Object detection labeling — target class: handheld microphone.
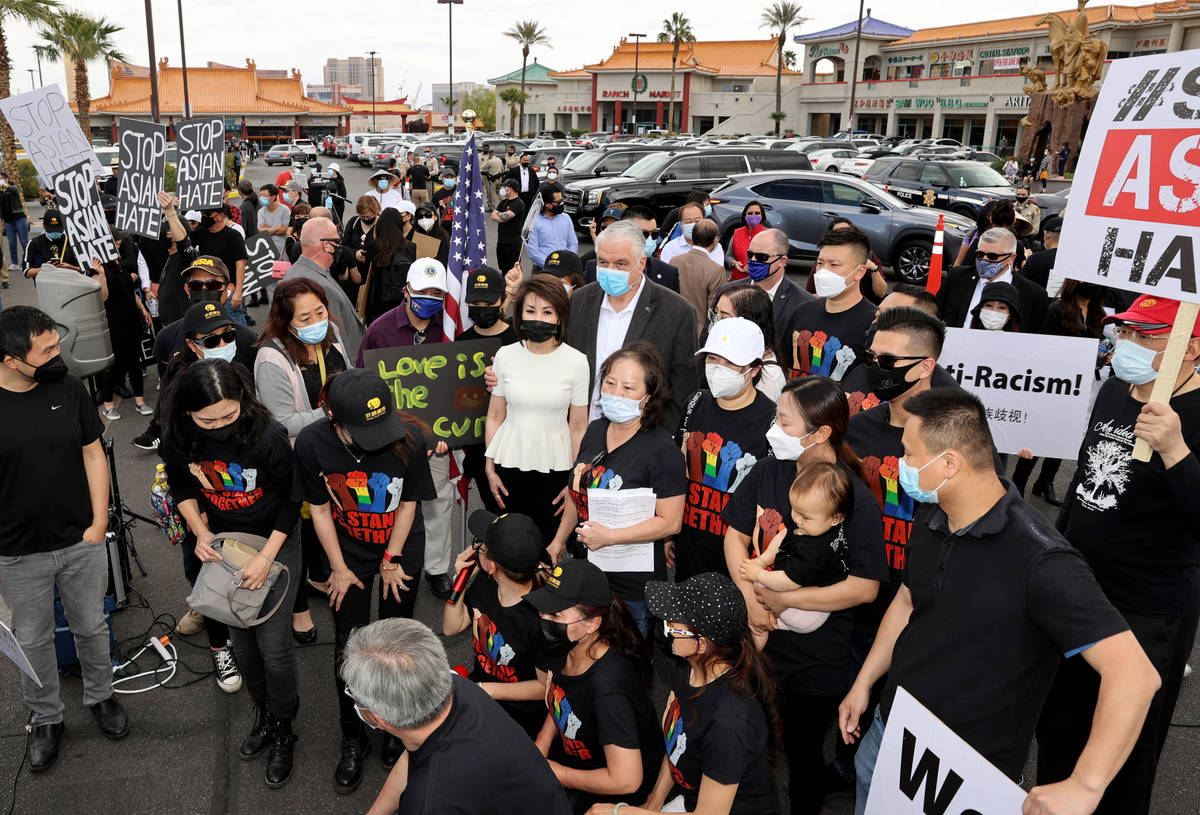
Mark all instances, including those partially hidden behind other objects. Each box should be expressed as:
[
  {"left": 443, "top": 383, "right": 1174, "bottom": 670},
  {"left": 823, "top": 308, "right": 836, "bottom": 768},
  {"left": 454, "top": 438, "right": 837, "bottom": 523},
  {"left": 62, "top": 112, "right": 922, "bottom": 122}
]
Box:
[{"left": 447, "top": 553, "right": 478, "bottom": 605}]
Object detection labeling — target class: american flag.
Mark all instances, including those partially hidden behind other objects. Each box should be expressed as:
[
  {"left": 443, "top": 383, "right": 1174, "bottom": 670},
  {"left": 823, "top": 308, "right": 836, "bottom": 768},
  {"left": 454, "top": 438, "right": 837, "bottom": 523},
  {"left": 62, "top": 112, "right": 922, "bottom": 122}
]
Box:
[
  {"left": 442, "top": 133, "right": 488, "bottom": 502},
  {"left": 443, "top": 133, "right": 488, "bottom": 339}
]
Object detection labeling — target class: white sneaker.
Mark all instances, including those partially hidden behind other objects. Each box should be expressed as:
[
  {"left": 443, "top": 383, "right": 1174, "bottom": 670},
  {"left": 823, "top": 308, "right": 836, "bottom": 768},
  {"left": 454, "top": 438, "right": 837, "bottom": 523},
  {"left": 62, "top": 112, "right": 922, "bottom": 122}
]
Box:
[
  {"left": 135, "top": 402, "right": 154, "bottom": 416},
  {"left": 102, "top": 407, "right": 121, "bottom": 420},
  {"left": 7, "top": 263, "right": 17, "bottom": 272},
  {"left": 212, "top": 646, "right": 243, "bottom": 693}
]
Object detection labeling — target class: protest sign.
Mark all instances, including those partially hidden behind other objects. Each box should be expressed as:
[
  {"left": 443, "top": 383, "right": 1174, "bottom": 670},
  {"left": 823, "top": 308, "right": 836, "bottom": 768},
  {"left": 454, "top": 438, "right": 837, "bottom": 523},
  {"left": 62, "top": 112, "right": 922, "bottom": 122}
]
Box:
[
  {"left": 1056, "top": 54, "right": 1200, "bottom": 302},
  {"left": 866, "top": 687, "right": 1026, "bottom": 815},
  {"left": 0, "top": 84, "right": 100, "bottom": 183},
  {"left": 363, "top": 337, "right": 502, "bottom": 448},
  {"left": 242, "top": 233, "right": 278, "bottom": 298},
  {"left": 939, "top": 328, "right": 1097, "bottom": 460},
  {"left": 0, "top": 621, "right": 42, "bottom": 688},
  {"left": 175, "top": 117, "right": 224, "bottom": 211},
  {"left": 116, "top": 118, "right": 167, "bottom": 239},
  {"left": 53, "top": 160, "right": 118, "bottom": 267}
]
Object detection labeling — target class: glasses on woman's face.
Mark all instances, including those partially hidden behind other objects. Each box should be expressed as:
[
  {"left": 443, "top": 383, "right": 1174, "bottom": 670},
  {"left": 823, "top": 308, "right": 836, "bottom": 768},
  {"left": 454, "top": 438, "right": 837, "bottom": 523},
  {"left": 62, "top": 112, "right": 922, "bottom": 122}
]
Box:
[
  {"left": 746, "top": 251, "right": 783, "bottom": 264},
  {"left": 662, "top": 621, "right": 700, "bottom": 640},
  {"left": 185, "top": 279, "right": 227, "bottom": 292},
  {"left": 191, "top": 328, "right": 238, "bottom": 349},
  {"left": 862, "top": 351, "right": 926, "bottom": 370}
]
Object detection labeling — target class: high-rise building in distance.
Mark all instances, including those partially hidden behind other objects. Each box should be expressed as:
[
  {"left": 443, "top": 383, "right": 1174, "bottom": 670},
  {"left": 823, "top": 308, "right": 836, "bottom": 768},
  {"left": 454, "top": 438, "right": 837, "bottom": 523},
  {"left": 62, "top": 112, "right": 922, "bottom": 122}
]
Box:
[{"left": 323, "top": 56, "right": 384, "bottom": 101}]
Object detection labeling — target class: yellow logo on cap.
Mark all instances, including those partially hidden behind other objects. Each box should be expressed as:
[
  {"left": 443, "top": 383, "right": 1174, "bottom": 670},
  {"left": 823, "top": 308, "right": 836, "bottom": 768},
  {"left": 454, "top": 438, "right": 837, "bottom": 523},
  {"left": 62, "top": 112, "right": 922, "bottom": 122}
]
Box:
[
  {"left": 364, "top": 396, "right": 387, "bottom": 420},
  {"left": 476, "top": 273, "right": 487, "bottom": 283},
  {"left": 194, "top": 258, "right": 214, "bottom": 267},
  {"left": 367, "top": 397, "right": 381, "bottom": 410},
  {"left": 1141, "top": 299, "right": 1157, "bottom": 308},
  {"left": 547, "top": 567, "right": 562, "bottom": 588},
  {"left": 204, "top": 303, "right": 217, "bottom": 312},
  {"left": 549, "top": 253, "right": 559, "bottom": 263}
]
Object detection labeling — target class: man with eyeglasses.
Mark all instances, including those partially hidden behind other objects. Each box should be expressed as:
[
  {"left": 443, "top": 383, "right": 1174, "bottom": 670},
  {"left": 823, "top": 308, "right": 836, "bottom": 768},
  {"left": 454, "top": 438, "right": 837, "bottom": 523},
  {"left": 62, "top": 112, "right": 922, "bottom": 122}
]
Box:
[
  {"left": 659, "top": 201, "right": 724, "bottom": 267},
  {"left": 282, "top": 217, "right": 364, "bottom": 358},
  {"left": 582, "top": 206, "right": 680, "bottom": 292},
  {"left": 745, "top": 227, "right": 816, "bottom": 344},
  {"left": 935, "top": 226, "right": 1048, "bottom": 332}
]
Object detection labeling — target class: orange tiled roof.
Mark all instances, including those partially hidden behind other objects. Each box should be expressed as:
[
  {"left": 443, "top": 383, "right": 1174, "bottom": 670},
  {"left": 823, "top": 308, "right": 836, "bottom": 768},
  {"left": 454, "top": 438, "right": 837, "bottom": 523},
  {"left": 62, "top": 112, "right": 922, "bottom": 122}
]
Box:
[
  {"left": 342, "top": 97, "right": 420, "bottom": 115},
  {"left": 87, "top": 61, "right": 347, "bottom": 115},
  {"left": 584, "top": 39, "right": 799, "bottom": 77},
  {"left": 549, "top": 68, "right": 591, "bottom": 78},
  {"left": 887, "top": 3, "right": 1167, "bottom": 46}
]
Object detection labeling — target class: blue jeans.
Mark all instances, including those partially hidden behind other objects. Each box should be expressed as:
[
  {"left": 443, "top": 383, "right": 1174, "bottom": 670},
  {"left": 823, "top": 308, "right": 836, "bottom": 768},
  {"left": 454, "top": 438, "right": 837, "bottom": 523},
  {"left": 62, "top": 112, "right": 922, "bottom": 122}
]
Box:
[
  {"left": 4, "top": 216, "right": 29, "bottom": 269},
  {"left": 624, "top": 597, "right": 653, "bottom": 641},
  {"left": 854, "top": 707, "right": 886, "bottom": 815},
  {"left": 226, "top": 301, "right": 248, "bottom": 326},
  {"left": 0, "top": 540, "right": 114, "bottom": 725}
]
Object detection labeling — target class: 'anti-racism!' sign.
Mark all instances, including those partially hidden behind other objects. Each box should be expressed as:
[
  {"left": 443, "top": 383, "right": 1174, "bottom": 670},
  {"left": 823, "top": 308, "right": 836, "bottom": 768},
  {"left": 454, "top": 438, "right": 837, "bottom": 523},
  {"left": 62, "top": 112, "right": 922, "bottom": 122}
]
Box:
[
  {"left": 363, "top": 338, "right": 503, "bottom": 449},
  {"left": 175, "top": 117, "right": 224, "bottom": 211},
  {"left": 116, "top": 118, "right": 167, "bottom": 238},
  {"left": 53, "top": 160, "right": 118, "bottom": 268}
]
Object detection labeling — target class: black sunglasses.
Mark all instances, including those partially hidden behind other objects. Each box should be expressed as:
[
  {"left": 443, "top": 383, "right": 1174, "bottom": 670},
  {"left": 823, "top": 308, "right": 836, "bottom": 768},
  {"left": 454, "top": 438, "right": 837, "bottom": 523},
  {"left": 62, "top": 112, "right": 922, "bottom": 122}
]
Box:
[
  {"left": 863, "top": 351, "right": 927, "bottom": 370},
  {"left": 747, "top": 251, "right": 784, "bottom": 263},
  {"left": 190, "top": 328, "right": 237, "bottom": 349},
  {"left": 642, "top": 229, "right": 662, "bottom": 240},
  {"left": 978, "top": 251, "right": 1014, "bottom": 262},
  {"left": 185, "top": 279, "right": 227, "bottom": 291}
]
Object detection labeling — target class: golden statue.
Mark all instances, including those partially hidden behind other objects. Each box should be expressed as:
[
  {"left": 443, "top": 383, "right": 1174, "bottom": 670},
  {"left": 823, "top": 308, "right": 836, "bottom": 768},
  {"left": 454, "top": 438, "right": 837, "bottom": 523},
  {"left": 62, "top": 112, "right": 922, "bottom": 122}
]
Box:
[
  {"left": 1034, "top": 0, "right": 1107, "bottom": 106},
  {"left": 1021, "top": 65, "right": 1047, "bottom": 95}
]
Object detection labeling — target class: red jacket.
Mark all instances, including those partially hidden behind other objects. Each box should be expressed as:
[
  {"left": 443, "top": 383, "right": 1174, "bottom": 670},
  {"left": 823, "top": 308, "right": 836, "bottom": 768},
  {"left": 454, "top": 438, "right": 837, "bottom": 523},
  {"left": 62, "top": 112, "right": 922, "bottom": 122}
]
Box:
[{"left": 729, "top": 223, "right": 765, "bottom": 280}]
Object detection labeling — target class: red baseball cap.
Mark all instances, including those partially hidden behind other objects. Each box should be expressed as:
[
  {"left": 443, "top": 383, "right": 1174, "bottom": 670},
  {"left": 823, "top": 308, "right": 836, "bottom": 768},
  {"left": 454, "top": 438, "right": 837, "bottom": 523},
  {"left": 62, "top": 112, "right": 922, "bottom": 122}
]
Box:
[{"left": 1104, "top": 294, "right": 1200, "bottom": 336}]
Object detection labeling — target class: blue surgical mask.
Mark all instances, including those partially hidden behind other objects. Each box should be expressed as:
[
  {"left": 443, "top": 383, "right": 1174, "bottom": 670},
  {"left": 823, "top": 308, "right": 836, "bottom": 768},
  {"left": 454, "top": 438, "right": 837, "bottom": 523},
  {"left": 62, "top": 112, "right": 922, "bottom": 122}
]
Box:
[
  {"left": 409, "top": 294, "right": 444, "bottom": 320},
  {"left": 597, "top": 266, "right": 632, "bottom": 297},
  {"left": 703, "top": 204, "right": 713, "bottom": 217},
  {"left": 644, "top": 237, "right": 658, "bottom": 257},
  {"left": 600, "top": 392, "right": 643, "bottom": 424},
  {"left": 324, "top": 196, "right": 333, "bottom": 209},
  {"left": 202, "top": 342, "right": 238, "bottom": 364},
  {"left": 293, "top": 319, "right": 329, "bottom": 344},
  {"left": 975, "top": 257, "right": 1008, "bottom": 280},
  {"left": 746, "top": 258, "right": 773, "bottom": 281},
  {"left": 1110, "top": 338, "right": 1162, "bottom": 385},
  {"left": 46, "top": 231, "right": 64, "bottom": 240},
  {"left": 682, "top": 222, "right": 695, "bottom": 240},
  {"left": 897, "top": 452, "right": 948, "bottom": 504},
  {"left": 443, "top": 178, "right": 456, "bottom": 189},
  {"left": 376, "top": 179, "right": 390, "bottom": 191}
]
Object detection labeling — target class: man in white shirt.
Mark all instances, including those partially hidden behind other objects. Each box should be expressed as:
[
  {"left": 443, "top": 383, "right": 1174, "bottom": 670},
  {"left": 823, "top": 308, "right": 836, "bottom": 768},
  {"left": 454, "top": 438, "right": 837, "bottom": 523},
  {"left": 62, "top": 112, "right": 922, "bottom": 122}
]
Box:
[
  {"left": 659, "top": 202, "right": 724, "bottom": 267},
  {"left": 745, "top": 228, "right": 814, "bottom": 341},
  {"left": 365, "top": 169, "right": 405, "bottom": 212}
]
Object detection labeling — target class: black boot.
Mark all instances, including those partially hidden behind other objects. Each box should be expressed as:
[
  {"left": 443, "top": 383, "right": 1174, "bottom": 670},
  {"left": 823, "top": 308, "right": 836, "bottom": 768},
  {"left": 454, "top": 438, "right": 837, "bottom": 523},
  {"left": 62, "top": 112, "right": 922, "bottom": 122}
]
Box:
[
  {"left": 381, "top": 733, "right": 405, "bottom": 768},
  {"left": 239, "top": 700, "right": 271, "bottom": 760},
  {"left": 29, "top": 722, "right": 64, "bottom": 772},
  {"left": 265, "top": 719, "right": 297, "bottom": 788},
  {"left": 334, "top": 731, "right": 369, "bottom": 794}
]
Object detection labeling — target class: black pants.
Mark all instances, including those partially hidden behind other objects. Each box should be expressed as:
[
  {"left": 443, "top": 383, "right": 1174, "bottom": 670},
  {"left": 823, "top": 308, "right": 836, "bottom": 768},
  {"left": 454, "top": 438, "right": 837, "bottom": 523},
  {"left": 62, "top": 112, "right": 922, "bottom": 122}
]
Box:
[
  {"left": 228, "top": 535, "right": 302, "bottom": 719},
  {"left": 674, "top": 538, "right": 729, "bottom": 582},
  {"left": 1036, "top": 610, "right": 1199, "bottom": 815},
  {"left": 180, "top": 533, "right": 230, "bottom": 649},
  {"left": 497, "top": 241, "right": 521, "bottom": 273},
  {"left": 493, "top": 465, "right": 568, "bottom": 549},
  {"left": 291, "top": 516, "right": 331, "bottom": 615},
  {"left": 1012, "top": 456, "right": 1062, "bottom": 495},
  {"left": 781, "top": 690, "right": 841, "bottom": 815},
  {"left": 332, "top": 571, "right": 419, "bottom": 737},
  {"left": 101, "top": 331, "right": 144, "bottom": 402}
]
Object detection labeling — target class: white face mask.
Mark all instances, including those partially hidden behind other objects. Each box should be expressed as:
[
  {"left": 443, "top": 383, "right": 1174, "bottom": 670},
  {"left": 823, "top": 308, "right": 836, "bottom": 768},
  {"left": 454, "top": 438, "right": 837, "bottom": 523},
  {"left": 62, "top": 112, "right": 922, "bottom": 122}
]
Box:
[
  {"left": 978, "top": 308, "right": 1009, "bottom": 330},
  {"left": 417, "top": 217, "right": 435, "bottom": 231},
  {"left": 705, "top": 363, "right": 749, "bottom": 400},
  {"left": 766, "top": 423, "right": 817, "bottom": 461},
  {"left": 812, "top": 267, "right": 855, "bottom": 299}
]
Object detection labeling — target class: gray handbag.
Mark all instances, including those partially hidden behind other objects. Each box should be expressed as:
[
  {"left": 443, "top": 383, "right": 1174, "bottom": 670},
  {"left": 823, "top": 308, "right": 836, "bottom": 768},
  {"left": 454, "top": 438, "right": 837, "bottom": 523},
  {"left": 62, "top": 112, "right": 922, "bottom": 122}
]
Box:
[{"left": 186, "top": 532, "right": 290, "bottom": 628}]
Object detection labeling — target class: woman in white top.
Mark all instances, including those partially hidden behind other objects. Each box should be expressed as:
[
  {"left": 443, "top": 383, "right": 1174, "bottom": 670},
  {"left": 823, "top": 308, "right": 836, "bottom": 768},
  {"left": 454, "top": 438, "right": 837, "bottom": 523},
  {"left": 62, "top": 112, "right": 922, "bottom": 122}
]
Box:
[{"left": 485, "top": 274, "right": 590, "bottom": 545}]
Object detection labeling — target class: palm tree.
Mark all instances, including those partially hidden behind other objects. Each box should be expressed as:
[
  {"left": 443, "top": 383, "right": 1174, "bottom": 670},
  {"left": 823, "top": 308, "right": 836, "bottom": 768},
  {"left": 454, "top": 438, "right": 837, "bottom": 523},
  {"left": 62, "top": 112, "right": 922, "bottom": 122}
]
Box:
[
  {"left": 498, "top": 87, "right": 529, "bottom": 135},
  {"left": 656, "top": 12, "right": 695, "bottom": 134},
  {"left": 784, "top": 49, "right": 798, "bottom": 69},
  {"left": 0, "top": 0, "right": 60, "bottom": 185},
  {"left": 503, "top": 20, "right": 548, "bottom": 137},
  {"left": 760, "top": 1, "right": 808, "bottom": 136},
  {"left": 37, "top": 11, "right": 125, "bottom": 143}
]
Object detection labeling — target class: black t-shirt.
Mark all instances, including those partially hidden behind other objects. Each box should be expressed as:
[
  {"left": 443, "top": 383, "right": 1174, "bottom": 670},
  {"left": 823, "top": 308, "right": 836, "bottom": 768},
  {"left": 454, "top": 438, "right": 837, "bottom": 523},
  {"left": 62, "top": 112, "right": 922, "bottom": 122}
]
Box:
[
  {"left": 496, "top": 197, "right": 526, "bottom": 244},
  {"left": 664, "top": 664, "right": 780, "bottom": 815},
  {"left": 400, "top": 675, "right": 572, "bottom": 815},
  {"left": 293, "top": 420, "right": 437, "bottom": 580},
  {"left": 433, "top": 187, "right": 456, "bottom": 223},
  {"left": 154, "top": 240, "right": 198, "bottom": 326},
  {"left": 678, "top": 390, "right": 775, "bottom": 563},
  {"left": 883, "top": 484, "right": 1129, "bottom": 780},
  {"left": 464, "top": 574, "right": 546, "bottom": 728},
  {"left": 776, "top": 524, "right": 848, "bottom": 587},
  {"left": 153, "top": 315, "right": 258, "bottom": 370},
  {"left": 1060, "top": 379, "right": 1200, "bottom": 615},
  {"left": 458, "top": 324, "right": 518, "bottom": 345},
  {"left": 299, "top": 345, "right": 347, "bottom": 409},
  {"left": 722, "top": 456, "right": 887, "bottom": 692},
  {"left": 25, "top": 233, "right": 78, "bottom": 270},
  {"left": 841, "top": 363, "right": 960, "bottom": 418},
  {"left": 406, "top": 164, "right": 430, "bottom": 188},
  {"left": 0, "top": 376, "right": 103, "bottom": 556},
  {"left": 783, "top": 298, "right": 877, "bottom": 379},
  {"left": 546, "top": 648, "right": 663, "bottom": 807},
  {"left": 102, "top": 261, "right": 142, "bottom": 337},
  {"left": 161, "top": 419, "right": 300, "bottom": 538},
  {"left": 568, "top": 420, "right": 687, "bottom": 601},
  {"left": 189, "top": 226, "right": 248, "bottom": 282}
]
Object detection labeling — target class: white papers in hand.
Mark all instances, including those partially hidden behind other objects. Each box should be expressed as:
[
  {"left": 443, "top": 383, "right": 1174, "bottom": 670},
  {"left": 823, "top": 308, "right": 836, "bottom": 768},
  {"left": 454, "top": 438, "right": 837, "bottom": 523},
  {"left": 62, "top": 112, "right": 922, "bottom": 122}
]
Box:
[{"left": 584, "top": 488, "right": 657, "bottom": 572}]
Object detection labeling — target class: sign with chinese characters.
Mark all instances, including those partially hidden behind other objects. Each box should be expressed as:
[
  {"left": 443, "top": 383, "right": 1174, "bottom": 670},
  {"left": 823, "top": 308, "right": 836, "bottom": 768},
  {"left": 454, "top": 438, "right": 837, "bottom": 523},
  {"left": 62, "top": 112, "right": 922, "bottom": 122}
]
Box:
[
  {"left": 1134, "top": 37, "right": 1167, "bottom": 50},
  {"left": 887, "top": 54, "right": 924, "bottom": 64},
  {"left": 556, "top": 105, "right": 593, "bottom": 113},
  {"left": 993, "top": 55, "right": 1022, "bottom": 70},
  {"left": 930, "top": 49, "right": 973, "bottom": 63},
  {"left": 855, "top": 99, "right": 894, "bottom": 109}
]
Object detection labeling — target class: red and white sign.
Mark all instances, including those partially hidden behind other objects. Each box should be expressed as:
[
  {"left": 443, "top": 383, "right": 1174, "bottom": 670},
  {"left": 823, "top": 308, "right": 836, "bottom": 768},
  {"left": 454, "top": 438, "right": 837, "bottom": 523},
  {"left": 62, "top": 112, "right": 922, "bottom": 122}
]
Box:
[
  {"left": 993, "top": 55, "right": 1021, "bottom": 70},
  {"left": 1057, "top": 53, "right": 1200, "bottom": 302}
]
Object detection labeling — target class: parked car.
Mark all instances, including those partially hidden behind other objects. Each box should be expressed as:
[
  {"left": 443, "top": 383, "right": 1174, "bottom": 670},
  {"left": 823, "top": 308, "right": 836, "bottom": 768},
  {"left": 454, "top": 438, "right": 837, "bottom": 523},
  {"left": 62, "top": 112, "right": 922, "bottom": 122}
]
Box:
[
  {"left": 787, "top": 139, "right": 854, "bottom": 156},
  {"left": 265, "top": 144, "right": 305, "bottom": 166},
  {"left": 561, "top": 147, "right": 809, "bottom": 225},
  {"left": 481, "top": 138, "right": 530, "bottom": 157},
  {"left": 708, "top": 170, "right": 974, "bottom": 282},
  {"left": 806, "top": 148, "right": 865, "bottom": 173},
  {"left": 291, "top": 139, "right": 318, "bottom": 161},
  {"left": 529, "top": 138, "right": 571, "bottom": 149},
  {"left": 558, "top": 144, "right": 679, "bottom": 185},
  {"left": 334, "top": 140, "right": 350, "bottom": 158},
  {"left": 864, "top": 157, "right": 1015, "bottom": 219}
]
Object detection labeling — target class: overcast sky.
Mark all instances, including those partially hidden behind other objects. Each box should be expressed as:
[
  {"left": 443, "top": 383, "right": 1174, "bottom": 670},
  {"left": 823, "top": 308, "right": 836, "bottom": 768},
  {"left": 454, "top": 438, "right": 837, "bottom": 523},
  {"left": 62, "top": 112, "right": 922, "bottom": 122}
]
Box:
[{"left": 7, "top": 0, "right": 1067, "bottom": 106}]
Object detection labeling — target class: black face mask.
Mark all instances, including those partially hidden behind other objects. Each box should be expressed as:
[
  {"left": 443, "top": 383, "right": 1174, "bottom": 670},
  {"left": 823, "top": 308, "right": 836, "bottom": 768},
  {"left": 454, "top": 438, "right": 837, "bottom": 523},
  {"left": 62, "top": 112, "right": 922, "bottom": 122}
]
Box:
[
  {"left": 520, "top": 320, "right": 558, "bottom": 343},
  {"left": 23, "top": 353, "right": 68, "bottom": 384},
  {"left": 188, "top": 288, "right": 223, "bottom": 305},
  {"left": 549, "top": 203, "right": 565, "bottom": 215},
  {"left": 468, "top": 304, "right": 502, "bottom": 329},
  {"left": 200, "top": 215, "right": 215, "bottom": 230},
  {"left": 866, "top": 359, "right": 923, "bottom": 403},
  {"left": 539, "top": 618, "right": 576, "bottom": 656},
  {"left": 197, "top": 424, "right": 236, "bottom": 444}
]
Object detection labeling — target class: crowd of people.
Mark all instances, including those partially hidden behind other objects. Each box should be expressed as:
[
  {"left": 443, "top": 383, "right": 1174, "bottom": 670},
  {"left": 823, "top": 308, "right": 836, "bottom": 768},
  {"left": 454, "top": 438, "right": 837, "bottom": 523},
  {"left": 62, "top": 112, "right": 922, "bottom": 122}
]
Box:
[{"left": 0, "top": 149, "right": 1195, "bottom": 815}]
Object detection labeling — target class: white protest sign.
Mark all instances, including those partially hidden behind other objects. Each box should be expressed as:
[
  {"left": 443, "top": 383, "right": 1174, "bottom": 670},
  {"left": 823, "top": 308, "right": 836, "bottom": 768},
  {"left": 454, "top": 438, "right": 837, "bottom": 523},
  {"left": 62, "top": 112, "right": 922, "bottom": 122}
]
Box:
[
  {"left": 53, "top": 160, "right": 118, "bottom": 267},
  {"left": 1056, "top": 53, "right": 1200, "bottom": 302},
  {"left": 940, "top": 328, "right": 1097, "bottom": 460},
  {"left": 0, "top": 84, "right": 101, "bottom": 182},
  {"left": 866, "top": 687, "right": 1026, "bottom": 814},
  {"left": 116, "top": 118, "right": 168, "bottom": 238},
  {"left": 175, "top": 117, "right": 225, "bottom": 211},
  {"left": 0, "top": 621, "right": 42, "bottom": 688}
]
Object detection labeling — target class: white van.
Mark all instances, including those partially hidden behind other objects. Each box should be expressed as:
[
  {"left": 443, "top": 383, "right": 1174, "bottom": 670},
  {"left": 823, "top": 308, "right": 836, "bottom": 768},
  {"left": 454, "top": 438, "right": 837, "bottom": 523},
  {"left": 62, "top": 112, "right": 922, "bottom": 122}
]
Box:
[{"left": 346, "top": 133, "right": 373, "bottom": 162}]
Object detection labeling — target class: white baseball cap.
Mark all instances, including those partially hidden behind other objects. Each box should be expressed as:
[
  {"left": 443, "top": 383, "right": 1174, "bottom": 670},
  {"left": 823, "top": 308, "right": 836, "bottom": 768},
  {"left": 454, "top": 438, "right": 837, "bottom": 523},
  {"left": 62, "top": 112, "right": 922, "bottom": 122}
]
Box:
[
  {"left": 183, "top": 210, "right": 201, "bottom": 222},
  {"left": 406, "top": 257, "right": 448, "bottom": 293},
  {"left": 694, "top": 317, "right": 765, "bottom": 366}
]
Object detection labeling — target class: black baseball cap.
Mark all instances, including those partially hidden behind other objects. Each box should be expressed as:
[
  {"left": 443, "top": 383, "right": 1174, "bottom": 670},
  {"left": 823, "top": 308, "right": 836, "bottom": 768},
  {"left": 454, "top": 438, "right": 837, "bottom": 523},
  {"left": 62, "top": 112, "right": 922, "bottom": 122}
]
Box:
[
  {"left": 183, "top": 302, "right": 236, "bottom": 336},
  {"left": 645, "top": 572, "right": 748, "bottom": 648},
  {"left": 43, "top": 210, "right": 64, "bottom": 231},
  {"left": 525, "top": 560, "right": 612, "bottom": 614},
  {"left": 503, "top": 179, "right": 519, "bottom": 192},
  {"left": 467, "top": 510, "right": 543, "bottom": 572},
  {"left": 325, "top": 369, "right": 407, "bottom": 450},
  {"left": 542, "top": 250, "right": 581, "bottom": 279},
  {"left": 465, "top": 266, "right": 504, "bottom": 303}
]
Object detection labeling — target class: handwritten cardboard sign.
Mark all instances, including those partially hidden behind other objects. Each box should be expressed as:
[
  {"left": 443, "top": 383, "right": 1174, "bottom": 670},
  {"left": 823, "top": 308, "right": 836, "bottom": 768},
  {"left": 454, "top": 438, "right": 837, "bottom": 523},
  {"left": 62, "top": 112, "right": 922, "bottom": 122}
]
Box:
[
  {"left": 116, "top": 118, "right": 167, "bottom": 238},
  {"left": 175, "top": 117, "right": 224, "bottom": 211},
  {"left": 53, "top": 160, "right": 118, "bottom": 267},
  {"left": 0, "top": 84, "right": 100, "bottom": 184},
  {"left": 363, "top": 337, "right": 503, "bottom": 448}
]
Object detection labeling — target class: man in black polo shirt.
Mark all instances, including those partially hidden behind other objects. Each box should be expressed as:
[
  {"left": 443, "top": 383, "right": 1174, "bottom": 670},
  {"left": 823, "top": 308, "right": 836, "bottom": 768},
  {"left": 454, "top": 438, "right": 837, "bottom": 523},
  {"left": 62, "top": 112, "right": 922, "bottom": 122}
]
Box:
[
  {"left": 840, "top": 388, "right": 1160, "bottom": 815},
  {"left": 341, "top": 618, "right": 571, "bottom": 815}
]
